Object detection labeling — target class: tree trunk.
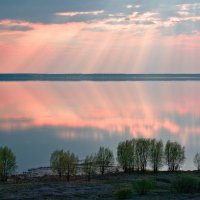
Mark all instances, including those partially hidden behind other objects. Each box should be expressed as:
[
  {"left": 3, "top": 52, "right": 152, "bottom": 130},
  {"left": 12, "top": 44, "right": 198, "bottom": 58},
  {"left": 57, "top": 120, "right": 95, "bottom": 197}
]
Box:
[
  {"left": 67, "top": 172, "right": 70, "bottom": 182},
  {"left": 101, "top": 166, "right": 104, "bottom": 175},
  {"left": 124, "top": 166, "right": 128, "bottom": 173},
  {"left": 59, "top": 171, "right": 62, "bottom": 178},
  {"left": 87, "top": 173, "right": 91, "bottom": 182}
]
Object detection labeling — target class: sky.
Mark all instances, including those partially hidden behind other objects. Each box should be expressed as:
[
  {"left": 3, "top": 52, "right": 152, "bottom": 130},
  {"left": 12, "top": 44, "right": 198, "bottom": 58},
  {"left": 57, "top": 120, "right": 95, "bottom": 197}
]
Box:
[{"left": 0, "top": 0, "right": 200, "bottom": 73}]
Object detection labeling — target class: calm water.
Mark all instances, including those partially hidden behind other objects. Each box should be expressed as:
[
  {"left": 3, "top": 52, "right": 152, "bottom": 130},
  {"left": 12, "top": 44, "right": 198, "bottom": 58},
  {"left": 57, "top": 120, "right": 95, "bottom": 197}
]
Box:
[{"left": 0, "top": 81, "right": 200, "bottom": 171}]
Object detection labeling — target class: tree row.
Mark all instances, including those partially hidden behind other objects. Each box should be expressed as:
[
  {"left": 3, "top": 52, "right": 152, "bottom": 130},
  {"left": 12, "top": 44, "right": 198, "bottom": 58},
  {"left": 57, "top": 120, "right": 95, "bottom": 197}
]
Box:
[{"left": 1, "top": 138, "right": 200, "bottom": 182}]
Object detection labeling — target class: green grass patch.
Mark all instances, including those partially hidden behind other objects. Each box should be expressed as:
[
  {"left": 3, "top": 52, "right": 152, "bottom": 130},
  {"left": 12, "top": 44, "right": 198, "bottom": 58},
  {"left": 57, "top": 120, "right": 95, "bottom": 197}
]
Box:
[
  {"left": 133, "top": 179, "right": 156, "bottom": 195},
  {"left": 116, "top": 187, "right": 132, "bottom": 199},
  {"left": 172, "top": 175, "right": 200, "bottom": 193}
]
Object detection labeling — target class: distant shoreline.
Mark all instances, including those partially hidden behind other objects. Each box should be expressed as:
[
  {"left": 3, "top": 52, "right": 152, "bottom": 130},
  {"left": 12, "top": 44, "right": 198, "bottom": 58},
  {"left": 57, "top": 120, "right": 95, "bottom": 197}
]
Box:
[{"left": 1, "top": 73, "right": 200, "bottom": 81}]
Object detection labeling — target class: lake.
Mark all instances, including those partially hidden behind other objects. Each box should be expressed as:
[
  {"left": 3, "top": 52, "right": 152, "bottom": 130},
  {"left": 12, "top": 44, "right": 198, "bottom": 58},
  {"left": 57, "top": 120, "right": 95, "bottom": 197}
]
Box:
[{"left": 0, "top": 81, "right": 200, "bottom": 171}]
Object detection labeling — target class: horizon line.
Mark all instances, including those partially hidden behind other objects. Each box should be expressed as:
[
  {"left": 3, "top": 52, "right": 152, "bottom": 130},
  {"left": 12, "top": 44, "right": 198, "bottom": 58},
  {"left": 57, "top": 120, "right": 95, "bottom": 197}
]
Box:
[{"left": 1, "top": 73, "right": 200, "bottom": 81}]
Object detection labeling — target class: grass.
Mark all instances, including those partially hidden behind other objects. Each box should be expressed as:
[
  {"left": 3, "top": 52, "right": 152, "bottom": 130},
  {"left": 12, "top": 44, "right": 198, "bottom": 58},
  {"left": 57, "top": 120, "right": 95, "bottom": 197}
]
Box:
[
  {"left": 172, "top": 175, "right": 200, "bottom": 193},
  {"left": 116, "top": 187, "right": 132, "bottom": 199},
  {"left": 1, "top": 172, "right": 200, "bottom": 199},
  {"left": 133, "top": 178, "right": 156, "bottom": 195}
]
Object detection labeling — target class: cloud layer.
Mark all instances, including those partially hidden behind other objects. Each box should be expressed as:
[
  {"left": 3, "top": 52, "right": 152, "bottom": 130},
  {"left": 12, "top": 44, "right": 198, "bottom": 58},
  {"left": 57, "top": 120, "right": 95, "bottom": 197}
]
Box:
[{"left": 0, "top": 0, "right": 200, "bottom": 73}]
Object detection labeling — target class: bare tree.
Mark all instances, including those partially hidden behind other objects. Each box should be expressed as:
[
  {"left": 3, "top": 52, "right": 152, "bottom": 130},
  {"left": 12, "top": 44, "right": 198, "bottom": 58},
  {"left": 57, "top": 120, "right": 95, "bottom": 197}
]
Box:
[
  {"left": 135, "top": 138, "right": 151, "bottom": 172},
  {"left": 50, "top": 150, "right": 67, "bottom": 178},
  {"left": 164, "top": 140, "right": 185, "bottom": 171},
  {"left": 95, "top": 146, "right": 114, "bottom": 175},
  {"left": 83, "top": 154, "right": 96, "bottom": 181},
  {"left": 50, "top": 150, "right": 78, "bottom": 181},
  {"left": 194, "top": 152, "right": 200, "bottom": 171},
  {"left": 149, "top": 139, "right": 163, "bottom": 172},
  {"left": 117, "top": 139, "right": 136, "bottom": 173},
  {"left": 65, "top": 151, "right": 78, "bottom": 181},
  {"left": 0, "top": 146, "right": 17, "bottom": 182},
  {"left": 130, "top": 139, "right": 137, "bottom": 172}
]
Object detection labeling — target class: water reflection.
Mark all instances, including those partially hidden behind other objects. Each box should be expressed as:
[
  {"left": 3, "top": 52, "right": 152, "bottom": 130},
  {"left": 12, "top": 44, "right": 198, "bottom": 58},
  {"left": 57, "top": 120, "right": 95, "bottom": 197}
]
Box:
[{"left": 0, "top": 82, "right": 200, "bottom": 171}]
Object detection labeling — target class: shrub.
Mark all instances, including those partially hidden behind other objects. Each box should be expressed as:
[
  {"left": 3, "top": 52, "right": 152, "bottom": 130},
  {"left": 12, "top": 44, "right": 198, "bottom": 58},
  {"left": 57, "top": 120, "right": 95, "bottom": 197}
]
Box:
[
  {"left": 133, "top": 179, "right": 156, "bottom": 195},
  {"left": 116, "top": 187, "right": 133, "bottom": 199},
  {"left": 172, "top": 175, "right": 200, "bottom": 193}
]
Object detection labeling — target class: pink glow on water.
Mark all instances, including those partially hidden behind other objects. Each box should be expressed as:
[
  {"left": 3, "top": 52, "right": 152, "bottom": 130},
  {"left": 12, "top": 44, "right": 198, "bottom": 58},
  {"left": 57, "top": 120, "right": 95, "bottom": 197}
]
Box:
[{"left": 0, "top": 82, "right": 200, "bottom": 142}]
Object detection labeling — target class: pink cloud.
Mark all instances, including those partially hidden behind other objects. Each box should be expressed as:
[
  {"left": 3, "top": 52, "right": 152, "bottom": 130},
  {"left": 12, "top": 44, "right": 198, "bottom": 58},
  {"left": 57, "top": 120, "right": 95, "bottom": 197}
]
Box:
[
  {"left": 0, "top": 15, "right": 200, "bottom": 74},
  {"left": 55, "top": 10, "right": 104, "bottom": 17}
]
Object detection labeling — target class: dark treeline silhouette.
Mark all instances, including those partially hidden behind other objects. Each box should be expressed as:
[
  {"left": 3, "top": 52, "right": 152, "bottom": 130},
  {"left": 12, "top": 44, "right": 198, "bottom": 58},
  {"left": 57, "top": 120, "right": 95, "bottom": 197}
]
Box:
[{"left": 1, "top": 138, "right": 200, "bottom": 182}]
